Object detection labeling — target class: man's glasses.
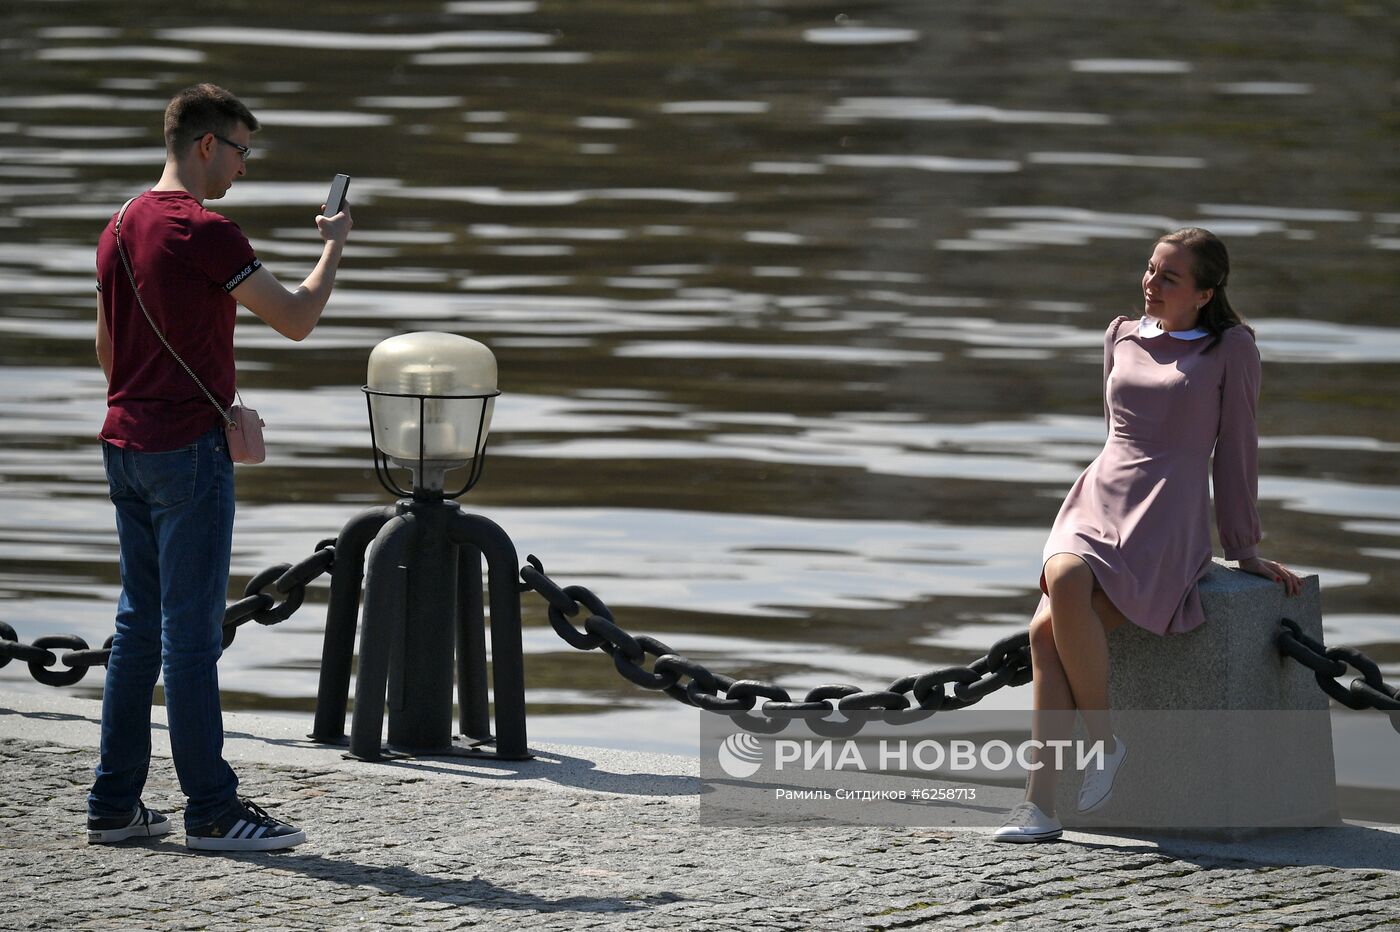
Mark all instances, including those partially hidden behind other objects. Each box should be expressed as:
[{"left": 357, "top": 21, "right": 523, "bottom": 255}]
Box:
[{"left": 199, "top": 133, "right": 251, "bottom": 161}]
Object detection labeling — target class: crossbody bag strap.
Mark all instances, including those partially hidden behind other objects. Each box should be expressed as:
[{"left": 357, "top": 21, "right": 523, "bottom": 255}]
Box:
[{"left": 113, "top": 196, "right": 237, "bottom": 428}]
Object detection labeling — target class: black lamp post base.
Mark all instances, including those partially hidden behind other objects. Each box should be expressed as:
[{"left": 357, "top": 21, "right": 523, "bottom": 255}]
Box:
[{"left": 314, "top": 501, "right": 531, "bottom": 765}]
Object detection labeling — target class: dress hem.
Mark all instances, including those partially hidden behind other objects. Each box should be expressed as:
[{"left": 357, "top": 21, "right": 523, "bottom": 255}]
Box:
[{"left": 1039, "top": 548, "right": 1210, "bottom": 637}]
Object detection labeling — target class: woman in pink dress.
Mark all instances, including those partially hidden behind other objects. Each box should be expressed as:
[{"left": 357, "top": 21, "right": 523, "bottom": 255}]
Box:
[{"left": 995, "top": 228, "right": 1304, "bottom": 843}]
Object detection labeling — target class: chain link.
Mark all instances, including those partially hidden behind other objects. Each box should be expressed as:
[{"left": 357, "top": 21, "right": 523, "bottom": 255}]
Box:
[
  {"left": 519, "top": 555, "right": 1034, "bottom": 732},
  {"left": 1278, "top": 618, "right": 1400, "bottom": 733},
  {"left": 0, "top": 542, "right": 336, "bottom": 687}
]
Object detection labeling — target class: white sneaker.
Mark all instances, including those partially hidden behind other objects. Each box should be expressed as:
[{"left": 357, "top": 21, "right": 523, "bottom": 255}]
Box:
[
  {"left": 1076, "top": 735, "right": 1127, "bottom": 814},
  {"left": 993, "top": 802, "right": 1062, "bottom": 843}
]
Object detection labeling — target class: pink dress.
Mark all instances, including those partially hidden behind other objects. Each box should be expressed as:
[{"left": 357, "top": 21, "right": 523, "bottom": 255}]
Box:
[{"left": 1038, "top": 315, "right": 1262, "bottom": 635}]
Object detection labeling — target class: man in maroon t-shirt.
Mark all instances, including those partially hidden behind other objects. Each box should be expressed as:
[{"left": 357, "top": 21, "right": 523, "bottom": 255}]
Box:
[{"left": 88, "top": 84, "right": 352, "bottom": 852}]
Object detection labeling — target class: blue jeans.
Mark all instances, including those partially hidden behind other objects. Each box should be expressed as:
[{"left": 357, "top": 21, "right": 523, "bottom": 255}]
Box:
[{"left": 88, "top": 427, "right": 240, "bottom": 828}]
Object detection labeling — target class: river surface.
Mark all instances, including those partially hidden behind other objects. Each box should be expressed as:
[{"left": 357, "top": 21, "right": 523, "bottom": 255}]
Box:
[{"left": 1, "top": 1, "right": 1398, "bottom": 817}]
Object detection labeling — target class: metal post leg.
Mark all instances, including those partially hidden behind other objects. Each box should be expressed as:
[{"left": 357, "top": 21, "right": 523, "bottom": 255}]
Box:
[
  {"left": 348, "top": 514, "right": 416, "bottom": 761},
  {"left": 387, "top": 501, "right": 459, "bottom": 752},
  {"left": 449, "top": 512, "right": 530, "bottom": 760},
  {"left": 312, "top": 505, "right": 396, "bottom": 743},
  {"left": 456, "top": 544, "right": 491, "bottom": 742}
]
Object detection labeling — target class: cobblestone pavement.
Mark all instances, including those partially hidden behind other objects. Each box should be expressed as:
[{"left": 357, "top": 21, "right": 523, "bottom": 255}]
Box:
[{"left": 1, "top": 694, "right": 1398, "bottom": 931}]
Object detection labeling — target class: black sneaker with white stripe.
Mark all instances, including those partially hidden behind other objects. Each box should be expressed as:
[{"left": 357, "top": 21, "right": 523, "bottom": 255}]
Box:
[
  {"left": 87, "top": 804, "right": 171, "bottom": 844},
  {"left": 185, "top": 798, "right": 305, "bottom": 851}
]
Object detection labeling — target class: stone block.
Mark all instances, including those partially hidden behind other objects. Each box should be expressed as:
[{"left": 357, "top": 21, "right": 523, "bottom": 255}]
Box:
[{"left": 1057, "top": 560, "right": 1339, "bottom": 832}]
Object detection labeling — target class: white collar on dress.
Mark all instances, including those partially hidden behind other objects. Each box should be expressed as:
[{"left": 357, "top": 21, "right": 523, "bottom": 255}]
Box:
[{"left": 1139, "top": 316, "right": 1209, "bottom": 341}]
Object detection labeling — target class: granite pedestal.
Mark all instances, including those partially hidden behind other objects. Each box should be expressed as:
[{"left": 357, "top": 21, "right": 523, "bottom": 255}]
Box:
[{"left": 1057, "top": 560, "right": 1339, "bottom": 832}]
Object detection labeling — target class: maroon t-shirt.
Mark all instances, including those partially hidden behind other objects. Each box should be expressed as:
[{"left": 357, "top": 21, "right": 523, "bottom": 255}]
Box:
[{"left": 96, "top": 190, "right": 260, "bottom": 451}]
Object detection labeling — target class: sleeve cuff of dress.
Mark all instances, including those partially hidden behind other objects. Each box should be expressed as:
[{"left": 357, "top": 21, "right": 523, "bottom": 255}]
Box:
[{"left": 1224, "top": 544, "right": 1258, "bottom": 562}]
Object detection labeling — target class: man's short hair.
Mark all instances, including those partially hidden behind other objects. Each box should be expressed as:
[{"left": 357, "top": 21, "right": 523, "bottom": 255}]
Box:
[{"left": 164, "top": 84, "right": 259, "bottom": 157}]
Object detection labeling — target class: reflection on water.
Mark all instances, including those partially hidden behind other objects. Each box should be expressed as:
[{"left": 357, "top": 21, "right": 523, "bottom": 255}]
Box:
[{"left": 1, "top": 1, "right": 1397, "bottom": 807}]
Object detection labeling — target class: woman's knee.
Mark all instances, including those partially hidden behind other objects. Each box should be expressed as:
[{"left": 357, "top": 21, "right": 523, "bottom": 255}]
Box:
[
  {"left": 1028, "top": 610, "right": 1056, "bottom": 655},
  {"left": 1043, "top": 553, "right": 1093, "bottom": 600}
]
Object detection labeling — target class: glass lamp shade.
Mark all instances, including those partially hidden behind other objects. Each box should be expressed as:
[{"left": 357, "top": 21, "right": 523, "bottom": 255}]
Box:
[{"left": 366, "top": 332, "right": 498, "bottom": 465}]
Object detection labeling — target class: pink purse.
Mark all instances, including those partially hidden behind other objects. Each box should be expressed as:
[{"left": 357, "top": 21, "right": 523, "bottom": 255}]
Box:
[
  {"left": 113, "top": 196, "right": 266, "bottom": 464},
  {"left": 223, "top": 401, "right": 267, "bottom": 465}
]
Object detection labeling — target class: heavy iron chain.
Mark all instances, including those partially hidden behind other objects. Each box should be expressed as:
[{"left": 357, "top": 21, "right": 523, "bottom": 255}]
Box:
[
  {"left": 1277, "top": 618, "right": 1400, "bottom": 735},
  {"left": 520, "top": 555, "right": 1034, "bottom": 734},
  {"left": 522, "top": 556, "right": 1400, "bottom": 735},
  {"left": 0, "top": 539, "right": 337, "bottom": 688},
  {"left": 9, "top": 540, "right": 1395, "bottom": 738}
]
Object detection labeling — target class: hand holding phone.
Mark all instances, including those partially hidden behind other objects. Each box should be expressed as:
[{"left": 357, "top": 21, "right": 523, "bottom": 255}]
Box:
[{"left": 324, "top": 173, "right": 350, "bottom": 216}]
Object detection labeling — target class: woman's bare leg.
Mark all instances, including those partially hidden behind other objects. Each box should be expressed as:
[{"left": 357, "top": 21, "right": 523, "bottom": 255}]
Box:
[
  {"left": 1042, "top": 553, "right": 1127, "bottom": 748},
  {"left": 1025, "top": 583, "right": 1129, "bottom": 813},
  {"left": 1026, "top": 604, "right": 1074, "bottom": 814}
]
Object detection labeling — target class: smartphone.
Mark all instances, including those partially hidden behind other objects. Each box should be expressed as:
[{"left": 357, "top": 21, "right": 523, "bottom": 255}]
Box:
[{"left": 324, "top": 173, "right": 351, "bottom": 216}]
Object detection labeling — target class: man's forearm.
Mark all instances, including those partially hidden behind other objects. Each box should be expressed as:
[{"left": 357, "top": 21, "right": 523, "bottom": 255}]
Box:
[
  {"left": 234, "top": 210, "right": 351, "bottom": 341},
  {"left": 292, "top": 239, "right": 345, "bottom": 318}
]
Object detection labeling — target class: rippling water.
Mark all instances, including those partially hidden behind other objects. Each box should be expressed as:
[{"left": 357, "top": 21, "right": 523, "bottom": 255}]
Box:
[{"left": 1, "top": 1, "right": 1397, "bottom": 810}]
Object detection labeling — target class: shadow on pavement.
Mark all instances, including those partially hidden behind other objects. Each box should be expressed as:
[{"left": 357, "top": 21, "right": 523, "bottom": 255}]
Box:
[
  {"left": 1062, "top": 824, "right": 1400, "bottom": 871},
  {"left": 145, "top": 842, "right": 687, "bottom": 913}
]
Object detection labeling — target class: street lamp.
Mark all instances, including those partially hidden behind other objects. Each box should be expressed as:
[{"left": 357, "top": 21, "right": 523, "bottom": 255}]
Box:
[
  {"left": 311, "top": 331, "right": 530, "bottom": 762},
  {"left": 364, "top": 331, "right": 499, "bottom": 499}
]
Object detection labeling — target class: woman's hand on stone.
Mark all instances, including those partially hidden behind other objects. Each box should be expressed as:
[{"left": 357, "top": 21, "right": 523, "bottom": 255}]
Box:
[{"left": 1237, "top": 556, "right": 1303, "bottom": 597}]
